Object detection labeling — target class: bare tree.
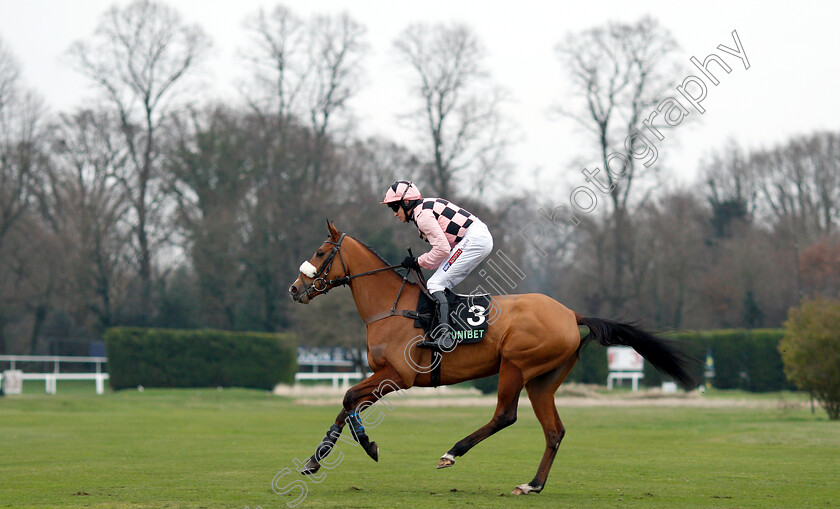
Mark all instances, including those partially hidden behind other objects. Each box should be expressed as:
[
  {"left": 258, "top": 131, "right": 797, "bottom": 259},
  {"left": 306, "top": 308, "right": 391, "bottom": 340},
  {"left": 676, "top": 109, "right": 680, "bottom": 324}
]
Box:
[
  {"left": 0, "top": 39, "right": 44, "bottom": 252},
  {"left": 394, "top": 22, "right": 508, "bottom": 198},
  {"left": 166, "top": 105, "right": 258, "bottom": 329},
  {"left": 640, "top": 192, "right": 707, "bottom": 328},
  {"left": 701, "top": 141, "right": 757, "bottom": 239},
  {"left": 749, "top": 132, "right": 840, "bottom": 300},
  {"left": 38, "top": 109, "right": 132, "bottom": 331},
  {"left": 0, "top": 39, "right": 49, "bottom": 353},
  {"left": 306, "top": 13, "right": 367, "bottom": 184},
  {"left": 243, "top": 6, "right": 366, "bottom": 183},
  {"left": 555, "top": 16, "right": 683, "bottom": 315},
  {"left": 341, "top": 136, "right": 422, "bottom": 199},
  {"left": 0, "top": 214, "right": 62, "bottom": 354},
  {"left": 799, "top": 239, "right": 840, "bottom": 298},
  {"left": 0, "top": 38, "right": 18, "bottom": 105},
  {"left": 752, "top": 132, "right": 840, "bottom": 241},
  {"left": 241, "top": 5, "right": 308, "bottom": 140},
  {"left": 66, "top": 0, "right": 211, "bottom": 324},
  {"left": 240, "top": 6, "right": 368, "bottom": 330}
]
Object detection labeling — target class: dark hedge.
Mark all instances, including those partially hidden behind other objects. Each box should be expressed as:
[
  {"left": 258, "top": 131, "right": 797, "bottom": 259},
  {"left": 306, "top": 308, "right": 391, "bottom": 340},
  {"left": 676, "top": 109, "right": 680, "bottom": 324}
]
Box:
[
  {"left": 641, "top": 329, "right": 792, "bottom": 391},
  {"left": 105, "top": 328, "right": 296, "bottom": 390},
  {"left": 566, "top": 327, "right": 792, "bottom": 392},
  {"left": 473, "top": 328, "right": 792, "bottom": 393}
]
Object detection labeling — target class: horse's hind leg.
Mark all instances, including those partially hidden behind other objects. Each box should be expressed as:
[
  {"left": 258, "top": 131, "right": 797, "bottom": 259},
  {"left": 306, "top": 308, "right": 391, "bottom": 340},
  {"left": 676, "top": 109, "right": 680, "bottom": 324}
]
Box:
[
  {"left": 511, "top": 359, "right": 576, "bottom": 495},
  {"left": 300, "top": 364, "right": 406, "bottom": 475},
  {"left": 437, "top": 358, "right": 524, "bottom": 468}
]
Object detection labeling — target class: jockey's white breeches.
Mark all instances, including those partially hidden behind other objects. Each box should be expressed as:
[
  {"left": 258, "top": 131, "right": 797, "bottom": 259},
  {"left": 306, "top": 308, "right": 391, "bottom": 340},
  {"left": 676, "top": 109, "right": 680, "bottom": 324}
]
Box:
[{"left": 426, "top": 220, "right": 493, "bottom": 294}]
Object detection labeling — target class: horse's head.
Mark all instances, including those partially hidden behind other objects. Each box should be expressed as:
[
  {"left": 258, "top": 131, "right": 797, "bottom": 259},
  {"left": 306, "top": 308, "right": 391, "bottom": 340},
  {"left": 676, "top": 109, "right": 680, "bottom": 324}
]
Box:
[{"left": 289, "top": 221, "right": 350, "bottom": 304}]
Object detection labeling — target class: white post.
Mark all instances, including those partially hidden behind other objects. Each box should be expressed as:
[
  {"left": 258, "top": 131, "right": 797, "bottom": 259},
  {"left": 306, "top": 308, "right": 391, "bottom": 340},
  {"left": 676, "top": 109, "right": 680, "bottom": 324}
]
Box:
[{"left": 95, "top": 374, "right": 104, "bottom": 395}]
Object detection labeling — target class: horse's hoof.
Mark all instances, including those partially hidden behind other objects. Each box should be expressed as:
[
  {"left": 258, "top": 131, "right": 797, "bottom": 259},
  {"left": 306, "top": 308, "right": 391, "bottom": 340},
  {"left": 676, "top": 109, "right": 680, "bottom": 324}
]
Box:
[
  {"left": 365, "top": 441, "right": 379, "bottom": 462},
  {"left": 300, "top": 457, "right": 321, "bottom": 476},
  {"left": 436, "top": 455, "right": 455, "bottom": 469},
  {"left": 511, "top": 483, "right": 539, "bottom": 495}
]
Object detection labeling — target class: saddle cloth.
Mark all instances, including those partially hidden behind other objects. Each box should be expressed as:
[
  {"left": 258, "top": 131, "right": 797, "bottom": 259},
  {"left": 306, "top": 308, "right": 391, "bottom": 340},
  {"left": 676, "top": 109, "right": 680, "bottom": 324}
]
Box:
[{"left": 414, "top": 289, "right": 491, "bottom": 345}]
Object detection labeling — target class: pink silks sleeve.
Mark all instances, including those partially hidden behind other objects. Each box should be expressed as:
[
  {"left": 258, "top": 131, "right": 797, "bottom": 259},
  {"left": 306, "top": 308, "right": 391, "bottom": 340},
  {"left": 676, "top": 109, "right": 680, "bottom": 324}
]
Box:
[{"left": 415, "top": 208, "right": 451, "bottom": 269}]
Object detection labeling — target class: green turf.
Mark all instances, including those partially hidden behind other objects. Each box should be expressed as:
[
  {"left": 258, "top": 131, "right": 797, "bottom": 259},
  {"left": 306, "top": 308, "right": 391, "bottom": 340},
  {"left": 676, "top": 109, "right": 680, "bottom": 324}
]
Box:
[{"left": 0, "top": 389, "right": 837, "bottom": 508}]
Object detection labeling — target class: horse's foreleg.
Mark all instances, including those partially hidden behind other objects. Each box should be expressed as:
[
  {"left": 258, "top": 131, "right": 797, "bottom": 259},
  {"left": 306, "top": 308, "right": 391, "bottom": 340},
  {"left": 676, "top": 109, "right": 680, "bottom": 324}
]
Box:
[
  {"left": 300, "top": 364, "right": 406, "bottom": 476},
  {"left": 437, "top": 359, "right": 524, "bottom": 468},
  {"left": 299, "top": 408, "right": 349, "bottom": 475}
]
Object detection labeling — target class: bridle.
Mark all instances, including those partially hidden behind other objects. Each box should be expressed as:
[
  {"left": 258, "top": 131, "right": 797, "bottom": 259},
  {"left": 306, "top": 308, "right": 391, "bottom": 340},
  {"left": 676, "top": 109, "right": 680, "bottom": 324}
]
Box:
[
  {"left": 295, "top": 233, "right": 402, "bottom": 300},
  {"left": 294, "top": 232, "right": 434, "bottom": 327}
]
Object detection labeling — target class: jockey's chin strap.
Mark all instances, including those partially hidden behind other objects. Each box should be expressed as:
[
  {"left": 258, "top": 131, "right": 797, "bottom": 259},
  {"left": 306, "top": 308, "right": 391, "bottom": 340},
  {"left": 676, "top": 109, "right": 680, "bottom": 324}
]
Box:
[{"left": 298, "top": 233, "right": 431, "bottom": 326}]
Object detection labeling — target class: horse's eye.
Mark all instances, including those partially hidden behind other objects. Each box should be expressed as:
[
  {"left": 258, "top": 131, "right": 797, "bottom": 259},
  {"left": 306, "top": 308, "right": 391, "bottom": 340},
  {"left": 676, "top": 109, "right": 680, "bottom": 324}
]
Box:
[{"left": 316, "top": 251, "right": 325, "bottom": 258}]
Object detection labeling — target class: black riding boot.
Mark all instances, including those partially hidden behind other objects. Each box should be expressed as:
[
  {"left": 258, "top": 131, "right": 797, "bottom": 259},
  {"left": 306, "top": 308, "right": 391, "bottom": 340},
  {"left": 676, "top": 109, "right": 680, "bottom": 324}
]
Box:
[{"left": 420, "top": 291, "right": 454, "bottom": 350}]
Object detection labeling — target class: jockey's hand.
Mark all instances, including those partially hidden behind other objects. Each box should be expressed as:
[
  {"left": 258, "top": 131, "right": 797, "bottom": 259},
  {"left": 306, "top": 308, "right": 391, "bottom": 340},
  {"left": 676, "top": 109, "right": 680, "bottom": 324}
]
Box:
[{"left": 401, "top": 256, "right": 420, "bottom": 270}]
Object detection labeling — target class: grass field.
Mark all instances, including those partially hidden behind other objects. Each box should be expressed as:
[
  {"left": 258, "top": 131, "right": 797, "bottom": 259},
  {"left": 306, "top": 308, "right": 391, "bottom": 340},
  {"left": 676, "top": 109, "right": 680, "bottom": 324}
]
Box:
[{"left": 1, "top": 385, "right": 838, "bottom": 509}]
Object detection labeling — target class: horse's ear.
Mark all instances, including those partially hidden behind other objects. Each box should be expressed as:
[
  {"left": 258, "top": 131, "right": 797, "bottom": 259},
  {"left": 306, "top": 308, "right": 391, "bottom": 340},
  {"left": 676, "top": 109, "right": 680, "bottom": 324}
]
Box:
[{"left": 326, "top": 219, "right": 340, "bottom": 239}]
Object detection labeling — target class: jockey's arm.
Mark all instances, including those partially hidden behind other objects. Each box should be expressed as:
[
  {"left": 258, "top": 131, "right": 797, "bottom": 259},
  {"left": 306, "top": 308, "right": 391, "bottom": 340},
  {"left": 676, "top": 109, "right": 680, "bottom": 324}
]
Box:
[{"left": 415, "top": 209, "right": 450, "bottom": 270}]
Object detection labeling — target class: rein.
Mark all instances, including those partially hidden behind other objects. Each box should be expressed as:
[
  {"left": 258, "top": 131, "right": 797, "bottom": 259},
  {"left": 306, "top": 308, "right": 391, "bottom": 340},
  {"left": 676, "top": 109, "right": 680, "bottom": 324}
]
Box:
[{"left": 298, "top": 234, "right": 430, "bottom": 325}]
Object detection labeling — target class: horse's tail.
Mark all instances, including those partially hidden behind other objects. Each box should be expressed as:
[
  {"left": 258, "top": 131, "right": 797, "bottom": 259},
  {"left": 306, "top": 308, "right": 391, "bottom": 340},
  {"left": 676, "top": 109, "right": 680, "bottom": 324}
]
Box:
[{"left": 575, "top": 314, "right": 698, "bottom": 390}]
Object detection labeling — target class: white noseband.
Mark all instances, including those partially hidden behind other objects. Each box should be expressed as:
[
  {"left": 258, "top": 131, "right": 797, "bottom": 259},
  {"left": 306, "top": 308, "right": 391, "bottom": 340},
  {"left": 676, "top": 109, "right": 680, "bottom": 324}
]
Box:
[{"left": 299, "top": 261, "right": 318, "bottom": 278}]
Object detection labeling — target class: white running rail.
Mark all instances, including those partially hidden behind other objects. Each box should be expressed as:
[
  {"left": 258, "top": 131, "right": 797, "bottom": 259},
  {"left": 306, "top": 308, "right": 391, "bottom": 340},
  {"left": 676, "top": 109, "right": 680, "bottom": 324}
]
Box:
[{"left": 0, "top": 355, "right": 109, "bottom": 395}]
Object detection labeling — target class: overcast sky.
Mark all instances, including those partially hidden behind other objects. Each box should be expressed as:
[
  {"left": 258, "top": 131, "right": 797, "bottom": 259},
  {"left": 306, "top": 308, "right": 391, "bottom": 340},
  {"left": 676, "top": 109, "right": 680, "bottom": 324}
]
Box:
[{"left": 1, "top": 0, "right": 838, "bottom": 197}]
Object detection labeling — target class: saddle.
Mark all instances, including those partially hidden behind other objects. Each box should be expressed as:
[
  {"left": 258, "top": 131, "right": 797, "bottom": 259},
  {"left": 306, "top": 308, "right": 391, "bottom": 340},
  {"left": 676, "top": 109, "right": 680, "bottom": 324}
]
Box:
[
  {"left": 414, "top": 288, "right": 492, "bottom": 345},
  {"left": 359, "top": 265, "right": 492, "bottom": 387}
]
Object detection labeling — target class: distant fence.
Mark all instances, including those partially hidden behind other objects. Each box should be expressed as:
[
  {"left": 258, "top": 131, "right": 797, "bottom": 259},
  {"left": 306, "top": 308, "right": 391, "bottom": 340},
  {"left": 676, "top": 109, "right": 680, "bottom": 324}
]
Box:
[
  {"left": 0, "top": 355, "right": 109, "bottom": 395},
  {"left": 3, "top": 346, "right": 342, "bottom": 394},
  {"left": 296, "top": 347, "right": 369, "bottom": 388},
  {"left": 1, "top": 346, "right": 368, "bottom": 394}
]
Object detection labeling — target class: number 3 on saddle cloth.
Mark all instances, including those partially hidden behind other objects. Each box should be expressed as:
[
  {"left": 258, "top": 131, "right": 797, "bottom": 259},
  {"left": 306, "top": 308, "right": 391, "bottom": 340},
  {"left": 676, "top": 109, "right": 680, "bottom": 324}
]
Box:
[{"left": 414, "top": 288, "right": 492, "bottom": 347}]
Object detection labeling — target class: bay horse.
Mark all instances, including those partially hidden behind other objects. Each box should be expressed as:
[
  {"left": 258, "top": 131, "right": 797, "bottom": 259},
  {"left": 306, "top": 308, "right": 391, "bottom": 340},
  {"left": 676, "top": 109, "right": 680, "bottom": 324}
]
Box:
[{"left": 288, "top": 222, "right": 696, "bottom": 495}]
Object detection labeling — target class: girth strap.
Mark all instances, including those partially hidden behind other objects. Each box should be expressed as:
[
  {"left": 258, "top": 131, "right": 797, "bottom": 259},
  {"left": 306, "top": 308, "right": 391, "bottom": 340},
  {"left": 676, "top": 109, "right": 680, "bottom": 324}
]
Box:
[{"left": 430, "top": 352, "right": 442, "bottom": 387}]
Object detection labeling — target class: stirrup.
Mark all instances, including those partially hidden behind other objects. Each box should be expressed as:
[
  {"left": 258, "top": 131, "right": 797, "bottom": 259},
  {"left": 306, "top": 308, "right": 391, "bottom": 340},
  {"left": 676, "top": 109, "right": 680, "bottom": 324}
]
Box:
[
  {"left": 418, "top": 327, "right": 454, "bottom": 350},
  {"left": 417, "top": 338, "right": 439, "bottom": 349}
]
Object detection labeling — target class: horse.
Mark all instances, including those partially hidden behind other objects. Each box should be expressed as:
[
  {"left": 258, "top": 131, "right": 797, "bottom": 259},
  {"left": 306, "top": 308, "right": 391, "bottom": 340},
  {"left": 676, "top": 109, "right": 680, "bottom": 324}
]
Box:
[{"left": 288, "top": 221, "right": 697, "bottom": 495}]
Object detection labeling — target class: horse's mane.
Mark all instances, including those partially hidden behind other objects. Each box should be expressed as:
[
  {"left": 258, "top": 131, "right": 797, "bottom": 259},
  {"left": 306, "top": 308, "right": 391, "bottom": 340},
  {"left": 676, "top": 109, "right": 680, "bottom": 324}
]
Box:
[
  {"left": 352, "top": 237, "right": 391, "bottom": 266},
  {"left": 350, "top": 235, "right": 417, "bottom": 287}
]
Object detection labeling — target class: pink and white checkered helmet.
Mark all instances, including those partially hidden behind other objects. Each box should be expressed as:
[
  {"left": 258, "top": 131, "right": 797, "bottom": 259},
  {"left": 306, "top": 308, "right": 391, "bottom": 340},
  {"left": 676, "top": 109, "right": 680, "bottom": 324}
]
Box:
[{"left": 381, "top": 181, "right": 422, "bottom": 204}]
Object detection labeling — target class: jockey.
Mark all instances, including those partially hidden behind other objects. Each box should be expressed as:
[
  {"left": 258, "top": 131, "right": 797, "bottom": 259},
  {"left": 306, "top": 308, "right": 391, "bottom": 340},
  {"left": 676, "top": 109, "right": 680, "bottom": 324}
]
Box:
[{"left": 381, "top": 180, "right": 493, "bottom": 349}]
